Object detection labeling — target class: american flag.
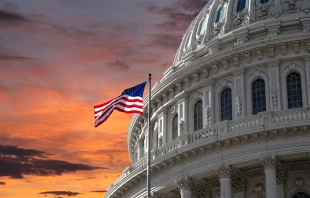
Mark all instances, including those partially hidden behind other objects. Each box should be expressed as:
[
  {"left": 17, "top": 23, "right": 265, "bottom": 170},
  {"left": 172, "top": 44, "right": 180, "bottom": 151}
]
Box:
[{"left": 94, "top": 82, "right": 146, "bottom": 127}]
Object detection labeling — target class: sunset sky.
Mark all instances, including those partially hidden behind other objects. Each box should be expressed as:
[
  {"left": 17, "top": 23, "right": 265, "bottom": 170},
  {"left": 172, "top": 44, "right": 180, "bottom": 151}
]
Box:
[{"left": 0, "top": 0, "right": 205, "bottom": 197}]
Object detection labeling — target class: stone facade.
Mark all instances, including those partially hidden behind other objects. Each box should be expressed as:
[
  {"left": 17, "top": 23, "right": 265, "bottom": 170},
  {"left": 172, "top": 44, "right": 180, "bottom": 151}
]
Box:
[{"left": 105, "top": 0, "right": 310, "bottom": 197}]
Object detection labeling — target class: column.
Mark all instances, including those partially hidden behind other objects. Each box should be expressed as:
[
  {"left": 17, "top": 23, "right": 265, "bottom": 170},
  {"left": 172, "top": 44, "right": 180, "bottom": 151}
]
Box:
[
  {"left": 233, "top": 69, "right": 246, "bottom": 119},
  {"left": 217, "top": 164, "right": 233, "bottom": 198},
  {"left": 304, "top": 56, "right": 310, "bottom": 106},
  {"left": 267, "top": 60, "right": 281, "bottom": 111},
  {"left": 175, "top": 176, "right": 195, "bottom": 198},
  {"left": 261, "top": 156, "right": 278, "bottom": 198},
  {"left": 137, "top": 139, "right": 144, "bottom": 160},
  {"left": 178, "top": 95, "right": 189, "bottom": 136},
  {"left": 203, "top": 79, "right": 215, "bottom": 126}
]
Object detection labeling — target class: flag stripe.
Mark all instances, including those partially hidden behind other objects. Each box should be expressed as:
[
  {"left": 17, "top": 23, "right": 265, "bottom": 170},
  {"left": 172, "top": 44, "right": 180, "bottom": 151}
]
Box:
[{"left": 93, "top": 82, "right": 146, "bottom": 127}]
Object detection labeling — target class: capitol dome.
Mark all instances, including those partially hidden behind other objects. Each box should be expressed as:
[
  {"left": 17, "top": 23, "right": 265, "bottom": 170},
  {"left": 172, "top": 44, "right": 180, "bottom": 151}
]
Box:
[{"left": 105, "top": 0, "right": 310, "bottom": 197}]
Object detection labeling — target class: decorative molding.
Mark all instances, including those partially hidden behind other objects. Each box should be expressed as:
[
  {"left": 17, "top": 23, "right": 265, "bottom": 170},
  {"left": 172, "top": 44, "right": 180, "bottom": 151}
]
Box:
[
  {"left": 276, "top": 170, "right": 286, "bottom": 185},
  {"left": 151, "top": 191, "right": 162, "bottom": 198},
  {"left": 236, "top": 95, "right": 243, "bottom": 115},
  {"left": 217, "top": 164, "right": 233, "bottom": 179},
  {"left": 232, "top": 178, "right": 247, "bottom": 193},
  {"left": 223, "top": 60, "right": 229, "bottom": 70},
  {"left": 175, "top": 176, "right": 195, "bottom": 190},
  {"left": 261, "top": 155, "right": 277, "bottom": 170},
  {"left": 197, "top": 188, "right": 211, "bottom": 198},
  {"left": 205, "top": 105, "right": 211, "bottom": 126}
]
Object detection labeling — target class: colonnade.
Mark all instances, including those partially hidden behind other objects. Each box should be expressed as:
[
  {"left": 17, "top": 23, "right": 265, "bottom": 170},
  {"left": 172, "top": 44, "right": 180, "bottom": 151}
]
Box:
[{"left": 160, "top": 156, "right": 279, "bottom": 198}]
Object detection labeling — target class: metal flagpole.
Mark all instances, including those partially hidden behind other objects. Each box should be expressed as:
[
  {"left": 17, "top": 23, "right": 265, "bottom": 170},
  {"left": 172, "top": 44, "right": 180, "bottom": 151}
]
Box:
[{"left": 147, "top": 73, "right": 152, "bottom": 198}]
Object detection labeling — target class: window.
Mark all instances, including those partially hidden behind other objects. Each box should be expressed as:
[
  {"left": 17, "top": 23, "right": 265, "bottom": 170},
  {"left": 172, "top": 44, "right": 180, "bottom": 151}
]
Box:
[
  {"left": 287, "top": 72, "right": 303, "bottom": 109},
  {"left": 252, "top": 79, "right": 266, "bottom": 115},
  {"left": 194, "top": 100, "right": 203, "bottom": 131},
  {"left": 236, "top": 0, "right": 246, "bottom": 12},
  {"left": 216, "top": 7, "right": 225, "bottom": 22},
  {"left": 221, "top": 88, "right": 232, "bottom": 121},
  {"left": 260, "top": 0, "right": 269, "bottom": 3},
  {"left": 292, "top": 192, "right": 310, "bottom": 198},
  {"left": 198, "top": 17, "right": 207, "bottom": 35},
  {"left": 172, "top": 114, "right": 178, "bottom": 140}
]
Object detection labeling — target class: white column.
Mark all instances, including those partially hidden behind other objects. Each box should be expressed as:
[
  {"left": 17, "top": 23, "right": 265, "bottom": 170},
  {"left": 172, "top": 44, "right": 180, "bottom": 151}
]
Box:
[
  {"left": 267, "top": 60, "right": 281, "bottom": 111},
  {"left": 304, "top": 56, "right": 310, "bottom": 106},
  {"left": 137, "top": 139, "right": 144, "bottom": 160},
  {"left": 262, "top": 156, "right": 278, "bottom": 198},
  {"left": 159, "top": 108, "right": 168, "bottom": 145},
  {"left": 178, "top": 96, "right": 188, "bottom": 136},
  {"left": 233, "top": 69, "right": 246, "bottom": 119},
  {"left": 175, "top": 176, "right": 195, "bottom": 198},
  {"left": 203, "top": 79, "right": 215, "bottom": 126},
  {"left": 217, "top": 165, "right": 232, "bottom": 198}
]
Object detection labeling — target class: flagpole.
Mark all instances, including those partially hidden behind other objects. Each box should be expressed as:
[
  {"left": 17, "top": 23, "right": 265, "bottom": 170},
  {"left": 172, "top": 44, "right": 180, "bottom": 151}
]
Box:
[{"left": 147, "top": 73, "right": 152, "bottom": 198}]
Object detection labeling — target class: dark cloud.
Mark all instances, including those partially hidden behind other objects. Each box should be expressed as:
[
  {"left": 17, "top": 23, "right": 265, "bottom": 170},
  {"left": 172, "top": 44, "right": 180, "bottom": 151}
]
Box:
[
  {"left": 0, "top": 9, "right": 30, "bottom": 24},
  {"left": 38, "top": 191, "right": 81, "bottom": 197},
  {"left": 108, "top": 60, "right": 130, "bottom": 70},
  {"left": 68, "top": 177, "right": 96, "bottom": 181},
  {"left": 141, "top": 0, "right": 205, "bottom": 31},
  {"left": 0, "top": 144, "right": 106, "bottom": 179},
  {"left": 0, "top": 182, "right": 5, "bottom": 185},
  {"left": 91, "top": 190, "right": 107, "bottom": 193},
  {"left": 0, "top": 54, "right": 34, "bottom": 61},
  {"left": 147, "top": 33, "right": 183, "bottom": 50}
]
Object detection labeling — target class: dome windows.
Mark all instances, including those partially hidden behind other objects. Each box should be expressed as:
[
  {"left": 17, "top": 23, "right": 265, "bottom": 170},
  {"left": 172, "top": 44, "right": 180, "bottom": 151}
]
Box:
[
  {"left": 198, "top": 17, "right": 207, "bottom": 35},
  {"left": 194, "top": 100, "right": 203, "bottom": 131},
  {"left": 252, "top": 79, "right": 266, "bottom": 115},
  {"left": 216, "top": 7, "right": 225, "bottom": 22},
  {"left": 260, "top": 0, "right": 269, "bottom": 4},
  {"left": 172, "top": 114, "right": 178, "bottom": 140},
  {"left": 236, "top": 0, "right": 246, "bottom": 12},
  {"left": 287, "top": 72, "right": 303, "bottom": 109},
  {"left": 221, "top": 88, "right": 232, "bottom": 121}
]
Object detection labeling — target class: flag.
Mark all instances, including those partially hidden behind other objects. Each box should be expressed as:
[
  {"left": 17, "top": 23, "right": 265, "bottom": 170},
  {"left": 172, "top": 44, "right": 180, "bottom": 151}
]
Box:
[{"left": 94, "top": 82, "right": 146, "bottom": 127}]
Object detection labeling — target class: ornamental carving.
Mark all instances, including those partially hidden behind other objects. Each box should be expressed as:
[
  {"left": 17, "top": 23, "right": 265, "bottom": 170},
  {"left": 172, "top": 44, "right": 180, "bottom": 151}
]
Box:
[
  {"left": 232, "top": 178, "right": 247, "bottom": 193},
  {"left": 205, "top": 105, "right": 211, "bottom": 126},
  {"left": 253, "top": 183, "right": 264, "bottom": 195},
  {"left": 175, "top": 176, "right": 195, "bottom": 190},
  {"left": 281, "top": 44, "right": 287, "bottom": 55},
  {"left": 256, "top": 49, "right": 263, "bottom": 60},
  {"left": 197, "top": 188, "right": 211, "bottom": 198},
  {"left": 236, "top": 95, "right": 242, "bottom": 115},
  {"left": 158, "top": 136, "right": 163, "bottom": 147},
  {"left": 294, "top": 43, "right": 300, "bottom": 53},
  {"left": 271, "top": 86, "right": 278, "bottom": 107},
  {"left": 223, "top": 60, "right": 229, "bottom": 70},
  {"left": 271, "top": 6, "right": 283, "bottom": 17},
  {"left": 269, "top": 46, "right": 275, "bottom": 58},
  {"left": 277, "top": 170, "right": 286, "bottom": 184},
  {"left": 213, "top": 22, "right": 224, "bottom": 36},
  {"left": 217, "top": 164, "right": 233, "bottom": 179},
  {"left": 234, "top": 56, "right": 240, "bottom": 66},
  {"left": 245, "top": 51, "right": 251, "bottom": 63},
  {"left": 179, "top": 119, "right": 185, "bottom": 134},
  {"left": 261, "top": 156, "right": 277, "bottom": 170}
]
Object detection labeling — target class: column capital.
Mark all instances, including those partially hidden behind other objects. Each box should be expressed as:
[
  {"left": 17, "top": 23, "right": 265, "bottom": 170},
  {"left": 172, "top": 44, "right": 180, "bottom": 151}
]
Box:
[
  {"left": 217, "top": 164, "right": 233, "bottom": 179},
  {"left": 232, "top": 178, "right": 247, "bottom": 193},
  {"left": 261, "top": 155, "right": 277, "bottom": 170},
  {"left": 175, "top": 176, "right": 195, "bottom": 191}
]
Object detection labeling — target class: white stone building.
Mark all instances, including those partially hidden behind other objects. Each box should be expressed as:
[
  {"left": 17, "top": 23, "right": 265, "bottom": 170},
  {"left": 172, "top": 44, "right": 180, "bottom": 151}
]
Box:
[{"left": 105, "top": 0, "right": 310, "bottom": 197}]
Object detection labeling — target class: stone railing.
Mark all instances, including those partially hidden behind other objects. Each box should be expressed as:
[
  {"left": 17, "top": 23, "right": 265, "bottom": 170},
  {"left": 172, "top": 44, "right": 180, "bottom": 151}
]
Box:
[{"left": 106, "top": 107, "right": 310, "bottom": 197}]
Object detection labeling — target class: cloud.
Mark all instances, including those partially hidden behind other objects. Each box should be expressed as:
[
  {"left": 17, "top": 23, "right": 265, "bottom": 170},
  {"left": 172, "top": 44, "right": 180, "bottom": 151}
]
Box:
[
  {"left": 108, "top": 59, "right": 130, "bottom": 70},
  {"left": 0, "top": 144, "right": 106, "bottom": 179},
  {"left": 91, "top": 190, "right": 107, "bottom": 193},
  {"left": 0, "top": 54, "right": 35, "bottom": 61},
  {"left": 38, "top": 191, "right": 81, "bottom": 197},
  {"left": 0, "top": 181, "right": 5, "bottom": 185},
  {"left": 0, "top": 9, "right": 30, "bottom": 24}
]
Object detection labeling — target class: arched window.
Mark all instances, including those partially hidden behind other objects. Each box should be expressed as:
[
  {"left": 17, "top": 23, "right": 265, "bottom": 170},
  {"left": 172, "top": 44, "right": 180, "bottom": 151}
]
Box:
[
  {"left": 292, "top": 192, "right": 310, "bottom": 198},
  {"left": 260, "top": 0, "right": 269, "bottom": 4},
  {"left": 198, "top": 17, "right": 207, "bottom": 35},
  {"left": 221, "top": 88, "right": 232, "bottom": 121},
  {"left": 236, "top": 0, "right": 246, "bottom": 12},
  {"left": 194, "top": 100, "right": 203, "bottom": 131},
  {"left": 252, "top": 79, "right": 266, "bottom": 115},
  {"left": 172, "top": 114, "right": 178, "bottom": 140},
  {"left": 287, "top": 72, "right": 303, "bottom": 109},
  {"left": 216, "top": 7, "right": 225, "bottom": 22}
]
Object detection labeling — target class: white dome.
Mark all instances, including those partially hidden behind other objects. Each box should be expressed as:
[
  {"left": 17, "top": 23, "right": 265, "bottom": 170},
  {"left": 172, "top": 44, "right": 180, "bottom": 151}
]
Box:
[{"left": 106, "top": 0, "right": 310, "bottom": 197}]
